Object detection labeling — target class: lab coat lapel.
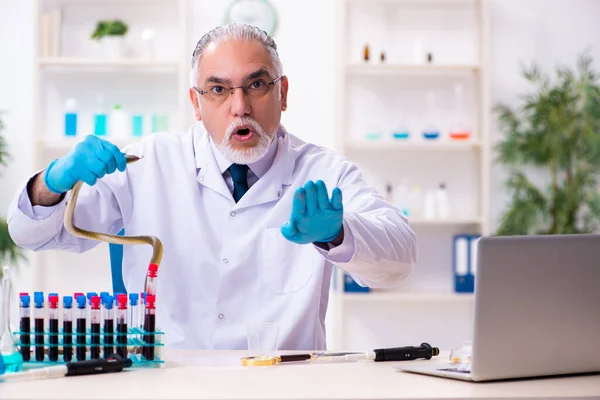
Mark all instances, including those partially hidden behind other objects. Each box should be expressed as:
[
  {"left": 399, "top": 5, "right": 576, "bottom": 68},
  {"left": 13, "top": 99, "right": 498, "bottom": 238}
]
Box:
[
  {"left": 193, "top": 128, "right": 235, "bottom": 202},
  {"left": 236, "top": 131, "right": 295, "bottom": 210}
]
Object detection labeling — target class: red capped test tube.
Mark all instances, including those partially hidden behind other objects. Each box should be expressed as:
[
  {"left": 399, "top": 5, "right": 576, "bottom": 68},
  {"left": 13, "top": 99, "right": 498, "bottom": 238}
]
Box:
[
  {"left": 90, "top": 296, "right": 101, "bottom": 359},
  {"left": 145, "top": 264, "right": 158, "bottom": 297},
  {"left": 142, "top": 294, "right": 156, "bottom": 360},
  {"left": 48, "top": 295, "right": 59, "bottom": 361},
  {"left": 116, "top": 294, "right": 128, "bottom": 358}
]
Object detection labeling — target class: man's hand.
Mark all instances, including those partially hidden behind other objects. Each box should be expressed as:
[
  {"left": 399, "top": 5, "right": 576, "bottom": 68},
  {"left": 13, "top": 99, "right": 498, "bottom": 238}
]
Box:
[
  {"left": 44, "top": 135, "right": 127, "bottom": 194},
  {"left": 280, "top": 180, "right": 343, "bottom": 245}
]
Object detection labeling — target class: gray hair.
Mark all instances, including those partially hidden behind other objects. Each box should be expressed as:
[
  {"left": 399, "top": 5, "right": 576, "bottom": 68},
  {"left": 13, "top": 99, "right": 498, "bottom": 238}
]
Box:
[{"left": 189, "top": 23, "right": 283, "bottom": 88}]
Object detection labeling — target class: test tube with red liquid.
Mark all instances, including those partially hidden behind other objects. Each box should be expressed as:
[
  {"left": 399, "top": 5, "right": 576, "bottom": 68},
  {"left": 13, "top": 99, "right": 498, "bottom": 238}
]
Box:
[{"left": 142, "top": 294, "right": 156, "bottom": 360}]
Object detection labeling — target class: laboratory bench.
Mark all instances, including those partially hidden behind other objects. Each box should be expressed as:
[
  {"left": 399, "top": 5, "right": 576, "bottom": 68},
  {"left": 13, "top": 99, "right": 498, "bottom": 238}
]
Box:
[{"left": 1, "top": 350, "right": 599, "bottom": 399}]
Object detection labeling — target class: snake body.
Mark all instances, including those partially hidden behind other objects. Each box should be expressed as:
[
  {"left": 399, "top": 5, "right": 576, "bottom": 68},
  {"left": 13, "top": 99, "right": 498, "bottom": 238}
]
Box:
[{"left": 63, "top": 155, "right": 163, "bottom": 293}]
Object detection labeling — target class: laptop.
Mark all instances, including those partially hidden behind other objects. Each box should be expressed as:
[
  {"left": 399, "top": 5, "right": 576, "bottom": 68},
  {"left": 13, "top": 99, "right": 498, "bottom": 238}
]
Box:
[{"left": 398, "top": 234, "right": 600, "bottom": 381}]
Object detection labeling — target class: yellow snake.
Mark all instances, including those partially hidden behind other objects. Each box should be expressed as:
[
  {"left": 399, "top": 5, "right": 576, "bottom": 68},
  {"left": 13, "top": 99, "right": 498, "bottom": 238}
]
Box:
[{"left": 63, "top": 155, "right": 163, "bottom": 293}]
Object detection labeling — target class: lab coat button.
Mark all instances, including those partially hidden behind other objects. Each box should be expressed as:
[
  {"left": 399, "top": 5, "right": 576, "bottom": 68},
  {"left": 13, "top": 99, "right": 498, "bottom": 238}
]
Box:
[
  {"left": 218, "top": 313, "right": 225, "bottom": 320},
  {"left": 230, "top": 211, "right": 236, "bottom": 217},
  {"left": 222, "top": 258, "right": 229, "bottom": 264},
  {"left": 199, "top": 176, "right": 204, "bottom": 182}
]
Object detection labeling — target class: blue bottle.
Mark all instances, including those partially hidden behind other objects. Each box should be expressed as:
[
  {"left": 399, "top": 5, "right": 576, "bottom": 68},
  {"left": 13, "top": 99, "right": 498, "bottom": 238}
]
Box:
[
  {"left": 94, "top": 96, "right": 108, "bottom": 136},
  {"left": 64, "top": 98, "right": 77, "bottom": 137},
  {"left": 132, "top": 114, "right": 143, "bottom": 137}
]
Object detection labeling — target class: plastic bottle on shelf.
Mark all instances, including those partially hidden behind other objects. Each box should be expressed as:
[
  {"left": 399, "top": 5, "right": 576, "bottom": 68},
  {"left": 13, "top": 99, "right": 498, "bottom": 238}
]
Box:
[
  {"left": 394, "top": 183, "right": 410, "bottom": 216},
  {"left": 391, "top": 120, "right": 410, "bottom": 140},
  {"left": 422, "top": 91, "right": 440, "bottom": 140},
  {"left": 109, "top": 104, "right": 129, "bottom": 139},
  {"left": 151, "top": 113, "right": 169, "bottom": 133},
  {"left": 409, "top": 185, "right": 424, "bottom": 219},
  {"left": 64, "top": 98, "right": 77, "bottom": 137},
  {"left": 436, "top": 182, "right": 450, "bottom": 219},
  {"left": 424, "top": 189, "right": 436, "bottom": 220},
  {"left": 449, "top": 84, "right": 471, "bottom": 141},
  {"left": 365, "top": 122, "right": 383, "bottom": 141},
  {"left": 132, "top": 113, "right": 144, "bottom": 137},
  {"left": 94, "top": 96, "right": 108, "bottom": 137},
  {"left": 384, "top": 183, "right": 394, "bottom": 204}
]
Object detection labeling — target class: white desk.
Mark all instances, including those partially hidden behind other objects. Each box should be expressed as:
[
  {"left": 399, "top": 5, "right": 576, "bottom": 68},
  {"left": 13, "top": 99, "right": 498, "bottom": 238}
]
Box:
[{"left": 1, "top": 350, "right": 599, "bottom": 399}]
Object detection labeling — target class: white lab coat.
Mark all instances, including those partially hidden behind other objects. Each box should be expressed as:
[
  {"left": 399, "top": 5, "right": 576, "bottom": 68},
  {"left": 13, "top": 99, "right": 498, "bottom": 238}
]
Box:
[{"left": 7, "top": 124, "right": 417, "bottom": 350}]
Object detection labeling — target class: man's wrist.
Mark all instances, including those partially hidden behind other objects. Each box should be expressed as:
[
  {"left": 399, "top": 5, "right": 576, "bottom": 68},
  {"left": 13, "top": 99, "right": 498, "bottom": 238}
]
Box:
[
  {"left": 314, "top": 227, "right": 344, "bottom": 250},
  {"left": 28, "top": 171, "right": 65, "bottom": 207},
  {"left": 329, "top": 227, "right": 344, "bottom": 247}
]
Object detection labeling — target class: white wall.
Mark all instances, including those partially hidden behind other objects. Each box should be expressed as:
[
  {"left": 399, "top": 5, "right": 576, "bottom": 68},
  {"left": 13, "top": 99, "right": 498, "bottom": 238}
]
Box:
[
  {"left": 187, "top": 0, "right": 337, "bottom": 149},
  {"left": 488, "top": 0, "right": 600, "bottom": 231},
  {"left": 0, "top": 0, "right": 599, "bottom": 349}
]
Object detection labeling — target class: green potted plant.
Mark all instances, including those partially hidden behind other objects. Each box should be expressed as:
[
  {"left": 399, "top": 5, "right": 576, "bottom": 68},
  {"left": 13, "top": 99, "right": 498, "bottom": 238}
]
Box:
[
  {"left": 495, "top": 53, "right": 600, "bottom": 235},
  {"left": 90, "top": 20, "right": 129, "bottom": 58},
  {"left": 0, "top": 114, "right": 24, "bottom": 278}
]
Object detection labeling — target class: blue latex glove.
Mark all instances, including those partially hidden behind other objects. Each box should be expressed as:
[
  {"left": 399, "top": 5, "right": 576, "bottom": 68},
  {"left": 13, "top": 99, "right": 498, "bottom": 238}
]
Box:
[
  {"left": 280, "top": 180, "right": 343, "bottom": 244},
  {"left": 44, "top": 135, "right": 127, "bottom": 194}
]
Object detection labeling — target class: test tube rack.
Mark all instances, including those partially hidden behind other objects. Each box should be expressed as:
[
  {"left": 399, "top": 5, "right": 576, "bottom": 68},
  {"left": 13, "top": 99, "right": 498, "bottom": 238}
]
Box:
[{"left": 11, "top": 327, "right": 165, "bottom": 367}]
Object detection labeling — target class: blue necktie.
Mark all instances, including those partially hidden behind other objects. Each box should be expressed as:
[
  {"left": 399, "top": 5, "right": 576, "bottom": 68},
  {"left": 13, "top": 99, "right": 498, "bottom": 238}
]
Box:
[{"left": 228, "top": 164, "right": 249, "bottom": 202}]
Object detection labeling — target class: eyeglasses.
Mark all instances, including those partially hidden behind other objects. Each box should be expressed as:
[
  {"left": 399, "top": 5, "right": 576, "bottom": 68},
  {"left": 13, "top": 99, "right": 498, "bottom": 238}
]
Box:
[{"left": 194, "top": 76, "right": 283, "bottom": 105}]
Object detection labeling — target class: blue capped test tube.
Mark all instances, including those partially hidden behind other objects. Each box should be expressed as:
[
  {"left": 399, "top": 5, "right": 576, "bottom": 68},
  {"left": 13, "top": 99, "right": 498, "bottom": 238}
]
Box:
[
  {"left": 19, "top": 295, "right": 31, "bottom": 361},
  {"left": 103, "top": 296, "right": 114, "bottom": 358},
  {"left": 63, "top": 296, "right": 73, "bottom": 362},
  {"left": 33, "top": 292, "right": 45, "bottom": 362}
]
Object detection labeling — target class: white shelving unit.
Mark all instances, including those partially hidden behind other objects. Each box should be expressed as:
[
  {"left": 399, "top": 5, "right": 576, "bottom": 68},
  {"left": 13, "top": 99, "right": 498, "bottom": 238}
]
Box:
[
  {"left": 31, "top": 0, "right": 190, "bottom": 294},
  {"left": 329, "top": 0, "right": 491, "bottom": 351}
]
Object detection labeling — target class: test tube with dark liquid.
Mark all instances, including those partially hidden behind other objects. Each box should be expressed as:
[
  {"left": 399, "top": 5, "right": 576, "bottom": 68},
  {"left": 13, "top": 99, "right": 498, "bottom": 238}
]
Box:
[
  {"left": 19, "top": 294, "right": 31, "bottom": 361},
  {"left": 48, "top": 295, "right": 59, "bottom": 361},
  {"left": 33, "top": 293, "right": 45, "bottom": 362},
  {"left": 142, "top": 294, "right": 156, "bottom": 360},
  {"left": 62, "top": 296, "right": 73, "bottom": 362},
  {"left": 103, "top": 296, "right": 114, "bottom": 358},
  {"left": 116, "top": 294, "right": 128, "bottom": 358},
  {"left": 76, "top": 295, "right": 87, "bottom": 361},
  {"left": 90, "top": 296, "right": 101, "bottom": 359}
]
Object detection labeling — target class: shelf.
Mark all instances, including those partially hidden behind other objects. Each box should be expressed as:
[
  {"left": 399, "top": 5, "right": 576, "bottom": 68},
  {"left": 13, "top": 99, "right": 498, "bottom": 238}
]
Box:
[
  {"left": 345, "top": 140, "right": 481, "bottom": 151},
  {"left": 38, "top": 58, "right": 181, "bottom": 71},
  {"left": 341, "top": 292, "right": 474, "bottom": 302},
  {"left": 344, "top": 0, "right": 475, "bottom": 6},
  {"left": 409, "top": 217, "right": 482, "bottom": 226},
  {"left": 346, "top": 64, "right": 480, "bottom": 76},
  {"left": 39, "top": 137, "right": 141, "bottom": 151},
  {"left": 48, "top": 0, "right": 172, "bottom": 3}
]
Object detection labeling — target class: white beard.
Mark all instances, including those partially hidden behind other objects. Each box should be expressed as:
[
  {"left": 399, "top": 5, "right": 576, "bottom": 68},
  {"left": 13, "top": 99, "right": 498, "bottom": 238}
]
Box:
[{"left": 218, "top": 117, "right": 275, "bottom": 164}]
